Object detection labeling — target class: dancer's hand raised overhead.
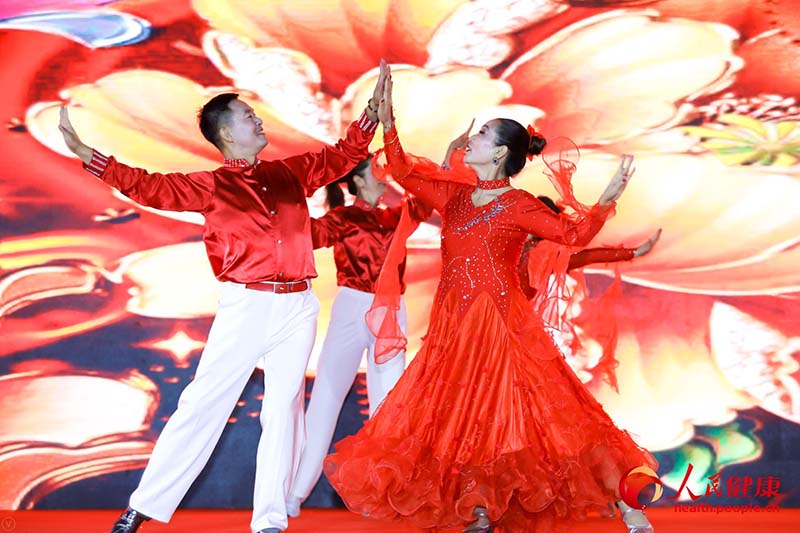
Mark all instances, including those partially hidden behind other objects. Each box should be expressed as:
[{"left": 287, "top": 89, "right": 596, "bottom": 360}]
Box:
[
  {"left": 366, "top": 59, "right": 390, "bottom": 122},
  {"left": 599, "top": 153, "right": 635, "bottom": 205},
  {"left": 377, "top": 69, "right": 394, "bottom": 131},
  {"left": 58, "top": 106, "right": 92, "bottom": 164}
]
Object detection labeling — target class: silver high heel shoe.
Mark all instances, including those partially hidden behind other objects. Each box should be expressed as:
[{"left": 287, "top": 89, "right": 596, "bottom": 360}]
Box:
[
  {"left": 461, "top": 507, "right": 493, "bottom": 532},
  {"left": 617, "top": 501, "right": 654, "bottom": 533}
]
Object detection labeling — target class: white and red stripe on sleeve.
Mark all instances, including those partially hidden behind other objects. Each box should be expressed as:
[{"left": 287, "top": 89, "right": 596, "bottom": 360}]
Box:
[
  {"left": 82, "top": 150, "right": 110, "bottom": 178},
  {"left": 356, "top": 110, "right": 378, "bottom": 134}
]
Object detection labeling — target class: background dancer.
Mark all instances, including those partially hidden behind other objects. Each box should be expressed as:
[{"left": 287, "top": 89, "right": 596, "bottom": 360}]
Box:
[{"left": 287, "top": 156, "right": 430, "bottom": 517}]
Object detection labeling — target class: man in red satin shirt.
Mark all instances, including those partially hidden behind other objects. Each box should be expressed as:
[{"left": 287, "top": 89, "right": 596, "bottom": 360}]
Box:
[{"left": 58, "top": 62, "right": 389, "bottom": 533}]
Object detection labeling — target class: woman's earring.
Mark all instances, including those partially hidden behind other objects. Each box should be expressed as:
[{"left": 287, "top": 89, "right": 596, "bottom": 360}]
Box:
[{"left": 492, "top": 156, "right": 498, "bottom": 165}]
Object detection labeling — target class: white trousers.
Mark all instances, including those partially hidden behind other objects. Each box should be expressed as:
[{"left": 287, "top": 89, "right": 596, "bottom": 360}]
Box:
[
  {"left": 129, "top": 282, "right": 319, "bottom": 532},
  {"left": 290, "top": 286, "right": 406, "bottom": 501}
]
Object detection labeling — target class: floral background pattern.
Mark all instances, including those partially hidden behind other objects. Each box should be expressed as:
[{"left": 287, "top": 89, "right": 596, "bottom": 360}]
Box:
[{"left": 0, "top": 0, "right": 798, "bottom": 511}]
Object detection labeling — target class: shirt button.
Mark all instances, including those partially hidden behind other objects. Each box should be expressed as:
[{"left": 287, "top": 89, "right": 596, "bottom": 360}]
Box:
[
  {"left": 277, "top": 239, "right": 282, "bottom": 245},
  {"left": 278, "top": 271, "right": 284, "bottom": 276},
  {"left": 261, "top": 186, "right": 267, "bottom": 191},
  {"left": 270, "top": 210, "right": 277, "bottom": 215}
]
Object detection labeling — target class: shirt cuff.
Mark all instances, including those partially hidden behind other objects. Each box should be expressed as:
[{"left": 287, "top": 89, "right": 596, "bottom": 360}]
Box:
[
  {"left": 356, "top": 110, "right": 378, "bottom": 134},
  {"left": 83, "top": 150, "right": 110, "bottom": 178},
  {"left": 591, "top": 201, "right": 616, "bottom": 218}
]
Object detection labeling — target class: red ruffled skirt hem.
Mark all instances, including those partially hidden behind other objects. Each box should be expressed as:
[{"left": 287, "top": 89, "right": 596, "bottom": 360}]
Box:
[{"left": 324, "top": 290, "right": 656, "bottom": 532}]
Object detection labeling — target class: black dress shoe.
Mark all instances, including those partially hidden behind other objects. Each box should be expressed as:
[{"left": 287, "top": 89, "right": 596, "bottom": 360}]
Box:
[{"left": 110, "top": 508, "right": 150, "bottom": 533}]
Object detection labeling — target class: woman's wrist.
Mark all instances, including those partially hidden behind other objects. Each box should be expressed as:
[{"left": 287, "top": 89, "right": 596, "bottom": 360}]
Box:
[{"left": 383, "top": 125, "right": 398, "bottom": 144}]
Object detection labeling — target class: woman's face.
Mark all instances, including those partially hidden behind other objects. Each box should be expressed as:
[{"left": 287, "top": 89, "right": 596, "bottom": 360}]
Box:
[
  {"left": 464, "top": 120, "right": 500, "bottom": 166},
  {"left": 355, "top": 162, "right": 386, "bottom": 203}
]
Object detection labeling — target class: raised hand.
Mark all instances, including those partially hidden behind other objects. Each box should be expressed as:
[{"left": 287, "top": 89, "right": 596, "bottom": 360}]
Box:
[
  {"left": 442, "top": 119, "right": 474, "bottom": 169},
  {"left": 366, "top": 59, "right": 389, "bottom": 121},
  {"left": 599, "top": 153, "right": 635, "bottom": 205},
  {"left": 58, "top": 106, "right": 93, "bottom": 164},
  {"left": 377, "top": 69, "right": 394, "bottom": 130},
  {"left": 372, "top": 59, "right": 389, "bottom": 105},
  {"left": 633, "top": 228, "right": 662, "bottom": 257}
]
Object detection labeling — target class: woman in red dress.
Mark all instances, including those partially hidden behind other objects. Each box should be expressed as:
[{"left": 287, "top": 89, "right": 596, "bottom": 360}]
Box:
[{"left": 324, "top": 76, "right": 658, "bottom": 533}]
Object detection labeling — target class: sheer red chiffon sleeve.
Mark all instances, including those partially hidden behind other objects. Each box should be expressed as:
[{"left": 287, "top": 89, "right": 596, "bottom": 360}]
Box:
[
  {"left": 570, "top": 270, "right": 624, "bottom": 391},
  {"left": 365, "top": 126, "right": 468, "bottom": 363},
  {"left": 365, "top": 195, "right": 426, "bottom": 363}
]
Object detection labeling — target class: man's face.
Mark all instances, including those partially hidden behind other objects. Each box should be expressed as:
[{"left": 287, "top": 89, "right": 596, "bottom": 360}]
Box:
[{"left": 222, "top": 99, "right": 268, "bottom": 155}]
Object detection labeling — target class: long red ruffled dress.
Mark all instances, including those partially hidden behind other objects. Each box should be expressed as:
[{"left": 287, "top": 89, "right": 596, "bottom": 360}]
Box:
[{"left": 323, "top": 128, "right": 657, "bottom": 533}]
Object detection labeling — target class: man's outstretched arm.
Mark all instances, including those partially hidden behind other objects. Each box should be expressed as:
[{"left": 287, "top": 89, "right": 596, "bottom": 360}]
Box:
[{"left": 59, "top": 107, "right": 213, "bottom": 212}]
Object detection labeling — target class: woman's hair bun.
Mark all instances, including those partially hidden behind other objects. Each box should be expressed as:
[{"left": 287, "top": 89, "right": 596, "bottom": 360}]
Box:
[{"left": 528, "top": 134, "right": 547, "bottom": 156}]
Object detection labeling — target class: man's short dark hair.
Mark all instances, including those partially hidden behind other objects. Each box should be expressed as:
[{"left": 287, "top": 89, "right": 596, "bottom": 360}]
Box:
[{"left": 198, "top": 93, "right": 239, "bottom": 150}]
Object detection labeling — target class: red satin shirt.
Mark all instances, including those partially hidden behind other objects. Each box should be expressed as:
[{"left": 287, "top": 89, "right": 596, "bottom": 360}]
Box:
[
  {"left": 311, "top": 197, "right": 431, "bottom": 293},
  {"left": 567, "top": 247, "right": 635, "bottom": 270},
  {"left": 83, "top": 112, "right": 378, "bottom": 283}
]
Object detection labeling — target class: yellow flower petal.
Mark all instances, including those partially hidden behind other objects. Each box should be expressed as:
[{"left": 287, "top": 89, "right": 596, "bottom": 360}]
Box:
[
  {"left": 26, "top": 70, "right": 323, "bottom": 170},
  {"left": 192, "top": 0, "right": 464, "bottom": 93},
  {"left": 502, "top": 11, "right": 740, "bottom": 144},
  {"left": 26, "top": 70, "right": 327, "bottom": 226},
  {"left": 699, "top": 139, "right": 745, "bottom": 149},
  {"left": 717, "top": 148, "right": 762, "bottom": 166},
  {"left": 514, "top": 151, "right": 800, "bottom": 294},
  {"left": 344, "top": 66, "right": 513, "bottom": 161},
  {"left": 772, "top": 152, "right": 798, "bottom": 167},
  {"left": 681, "top": 126, "right": 744, "bottom": 141},
  {"left": 718, "top": 113, "right": 769, "bottom": 137},
  {"left": 775, "top": 120, "right": 799, "bottom": 140}
]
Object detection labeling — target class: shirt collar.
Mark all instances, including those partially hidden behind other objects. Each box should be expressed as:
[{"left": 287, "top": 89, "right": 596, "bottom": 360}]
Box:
[
  {"left": 353, "top": 197, "right": 377, "bottom": 211},
  {"left": 223, "top": 158, "right": 260, "bottom": 168}
]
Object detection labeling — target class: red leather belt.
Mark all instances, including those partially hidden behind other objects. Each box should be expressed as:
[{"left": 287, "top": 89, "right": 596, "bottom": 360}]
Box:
[{"left": 244, "top": 279, "right": 311, "bottom": 294}]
